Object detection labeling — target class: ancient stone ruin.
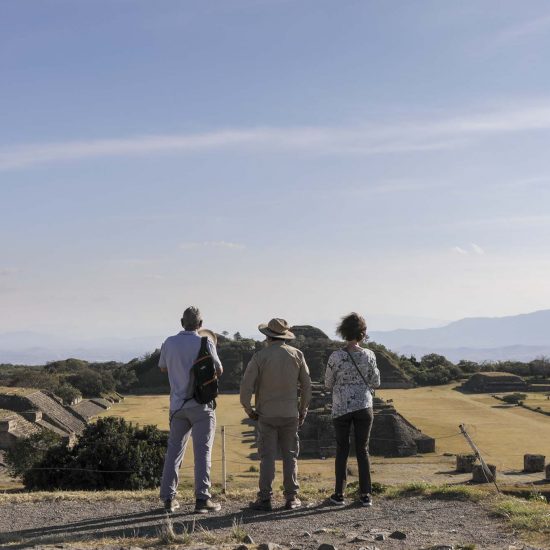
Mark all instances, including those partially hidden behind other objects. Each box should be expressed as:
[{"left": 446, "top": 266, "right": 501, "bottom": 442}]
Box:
[
  {"left": 0, "top": 387, "right": 115, "bottom": 451},
  {"left": 0, "top": 409, "right": 41, "bottom": 450},
  {"left": 461, "top": 372, "right": 528, "bottom": 393},
  {"left": 300, "top": 384, "right": 435, "bottom": 458},
  {"left": 132, "top": 324, "right": 414, "bottom": 393},
  {"left": 524, "top": 454, "right": 545, "bottom": 473},
  {"left": 290, "top": 325, "right": 414, "bottom": 389}
]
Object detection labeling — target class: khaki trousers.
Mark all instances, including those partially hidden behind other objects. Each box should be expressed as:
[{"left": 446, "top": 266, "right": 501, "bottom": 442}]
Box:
[{"left": 257, "top": 416, "right": 299, "bottom": 500}]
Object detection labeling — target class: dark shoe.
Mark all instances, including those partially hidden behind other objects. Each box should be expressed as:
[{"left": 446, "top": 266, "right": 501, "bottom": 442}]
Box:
[
  {"left": 249, "top": 498, "right": 273, "bottom": 512},
  {"left": 164, "top": 498, "right": 180, "bottom": 513},
  {"left": 360, "top": 494, "right": 372, "bottom": 507},
  {"left": 285, "top": 496, "right": 302, "bottom": 510},
  {"left": 194, "top": 498, "right": 221, "bottom": 514},
  {"left": 329, "top": 493, "right": 345, "bottom": 506}
]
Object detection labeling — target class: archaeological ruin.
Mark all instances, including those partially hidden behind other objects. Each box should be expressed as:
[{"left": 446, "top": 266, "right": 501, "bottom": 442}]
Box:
[
  {"left": 300, "top": 383, "right": 435, "bottom": 458},
  {"left": 460, "top": 371, "right": 529, "bottom": 393},
  {"left": 0, "top": 387, "right": 114, "bottom": 451}
]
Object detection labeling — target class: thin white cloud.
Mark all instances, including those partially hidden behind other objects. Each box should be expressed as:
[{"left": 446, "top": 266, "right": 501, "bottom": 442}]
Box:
[
  {"left": 452, "top": 246, "right": 468, "bottom": 255},
  {"left": 180, "top": 241, "right": 246, "bottom": 250},
  {"left": 3, "top": 103, "right": 550, "bottom": 170},
  {"left": 451, "top": 215, "right": 550, "bottom": 228},
  {"left": 0, "top": 267, "right": 19, "bottom": 276},
  {"left": 471, "top": 243, "right": 485, "bottom": 256},
  {"left": 496, "top": 14, "right": 550, "bottom": 43},
  {"left": 505, "top": 176, "right": 550, "bottom": 188}
]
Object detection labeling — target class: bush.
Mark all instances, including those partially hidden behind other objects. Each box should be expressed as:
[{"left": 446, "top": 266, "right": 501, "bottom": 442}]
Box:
[
  {"left": 55, "top": 382, "right": 82, "bottom": 404},
  {"left": 398, "top": 353, "right": 463, "bottom": 386},
  {"left": 5, "top": 430, "right": 62, "bottom": 478},
  {"left": 502, "top": 393, "right": 528, "bottom": 405},
  {"left": 22, "top": 417, "right": 168, "bottom": 490}
]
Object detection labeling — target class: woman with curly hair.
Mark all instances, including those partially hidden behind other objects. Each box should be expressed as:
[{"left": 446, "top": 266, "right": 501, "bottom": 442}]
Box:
[{"left": 324, "top": 312, "right": 380, "bottom": 507}]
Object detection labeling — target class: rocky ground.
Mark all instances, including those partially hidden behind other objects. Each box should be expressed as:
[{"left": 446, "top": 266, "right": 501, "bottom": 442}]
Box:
[{"left": 0, "top": 495, "right": 543, "bottom": 550}]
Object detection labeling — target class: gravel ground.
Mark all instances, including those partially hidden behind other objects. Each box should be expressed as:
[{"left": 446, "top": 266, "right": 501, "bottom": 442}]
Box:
[{"left": 0, "top": 495, "right": 541, "bottom": 550}]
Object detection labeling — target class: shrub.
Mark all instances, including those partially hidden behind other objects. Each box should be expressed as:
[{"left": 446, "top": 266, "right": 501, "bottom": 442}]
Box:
[
  {"left": 22, "top": 417, "right": 168, "bottom": 490},
  {"left": 55, "top": 382, "right": 82, "bottom": 404},
  {"left": 5, "top": 430, "right": 63, "bottom": 478},
  {"left": 502, "top": 393, "right": 527, "bottom": 405}
]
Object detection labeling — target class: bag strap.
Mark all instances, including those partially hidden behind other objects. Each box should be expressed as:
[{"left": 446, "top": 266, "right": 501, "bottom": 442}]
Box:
[
  {"left": 345, "top": 348, "right": 370, "bottom": 388},
  {"left": 194, "top": 336, "right": 209, "bottom": 363}
]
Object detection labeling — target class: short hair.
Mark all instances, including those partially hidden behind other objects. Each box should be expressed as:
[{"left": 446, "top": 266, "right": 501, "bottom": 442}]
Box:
[
  {"left": 337, "top": 312, "right": 367, "bottom": 342},
  {"left": 182, "top": 306, "right": 202, "bottom": 330}
]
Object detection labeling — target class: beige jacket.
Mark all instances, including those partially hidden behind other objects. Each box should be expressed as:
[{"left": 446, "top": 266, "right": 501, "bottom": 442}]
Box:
[{"left": 240, "top": 341, "right": 312, "bottom": 418}]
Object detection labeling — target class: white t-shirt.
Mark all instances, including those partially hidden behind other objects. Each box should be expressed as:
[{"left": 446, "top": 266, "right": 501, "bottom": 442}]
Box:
[{"left": 159, "top": 330, "right": 223, "bottom": 412}]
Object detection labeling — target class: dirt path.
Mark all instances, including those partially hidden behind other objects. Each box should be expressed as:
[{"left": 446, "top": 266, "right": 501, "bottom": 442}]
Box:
[{"left": 0, "top": 495, "right": 540, "bottom": 550}]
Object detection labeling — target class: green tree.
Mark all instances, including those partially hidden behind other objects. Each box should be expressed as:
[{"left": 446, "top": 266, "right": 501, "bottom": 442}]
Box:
[
  {"left": 55, "top": 382, "right": 82, "bottom": 404},
  {"left": 22, "top": 417, "right": 168, "bottom": 490},
  {"left": 502, "top": 393, "right": 527, "bottom": 405},
  {"left": 5, "top": 430, "right": 62, "bottom": 478}
]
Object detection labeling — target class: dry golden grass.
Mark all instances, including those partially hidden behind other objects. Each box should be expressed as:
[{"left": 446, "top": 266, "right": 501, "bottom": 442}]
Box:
[
  {"left": 2, "top": 385, "right": 549, "bottom": 494},
  {"left": 377, "top": 384, "right": 550, "bottom": 472},
  {"left": 0, "top": 386, "right": 37, "bottom": 396},
  {"left": 93, "top": 388, "right": 550, "bottom": 486},
  {"left": 518, "top": 391, "right": 550, "bottom": 413}
]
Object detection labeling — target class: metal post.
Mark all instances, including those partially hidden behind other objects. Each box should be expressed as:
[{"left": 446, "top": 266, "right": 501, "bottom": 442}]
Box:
[
  {"left": 221, "top": 425, "right": 227, "bottom": 494},
  {"left": 459, "top": 424, "right": 500, "bottom": 493}
]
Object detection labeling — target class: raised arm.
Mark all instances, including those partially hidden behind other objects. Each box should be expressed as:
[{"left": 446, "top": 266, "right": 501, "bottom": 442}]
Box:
[{"left": 207, "top": 339, "right": 223, "bottom": 377}]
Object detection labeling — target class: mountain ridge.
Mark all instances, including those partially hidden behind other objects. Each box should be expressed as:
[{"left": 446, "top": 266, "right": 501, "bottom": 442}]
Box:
[{"left": 370, "top": 309, "right": 550, "bottom": 360}]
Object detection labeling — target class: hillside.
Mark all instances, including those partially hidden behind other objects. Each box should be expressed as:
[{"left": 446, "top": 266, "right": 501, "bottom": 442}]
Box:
[
  {"left": 371, "top": 309, "right": 550, "bottom": 361},
  {"left": 130, "top": 325, "right": 412, "bottom": 391}
]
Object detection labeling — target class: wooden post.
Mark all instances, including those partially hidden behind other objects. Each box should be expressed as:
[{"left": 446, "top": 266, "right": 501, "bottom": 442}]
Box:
[
  {"left": 221, "top": 425, "right": 227, "bottom": 494},
  {"left": 459, "top": 424, "right": 500, "bottom": 493}
]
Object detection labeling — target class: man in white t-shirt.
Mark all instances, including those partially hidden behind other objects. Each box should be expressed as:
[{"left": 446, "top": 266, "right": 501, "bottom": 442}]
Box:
[{"left": 159, "top": 306, "right": 223, "bottom": 514}]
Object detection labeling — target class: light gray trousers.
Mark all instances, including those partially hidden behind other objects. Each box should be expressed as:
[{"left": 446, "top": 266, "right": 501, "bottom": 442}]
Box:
[{"left": 159, "top": 403, "right": 216, "bottom": 501}]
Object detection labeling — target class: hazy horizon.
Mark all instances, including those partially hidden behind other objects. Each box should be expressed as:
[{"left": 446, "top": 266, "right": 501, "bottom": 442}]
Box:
[{"left": 2, "top": 1, "right": 550, "bottom": 341}]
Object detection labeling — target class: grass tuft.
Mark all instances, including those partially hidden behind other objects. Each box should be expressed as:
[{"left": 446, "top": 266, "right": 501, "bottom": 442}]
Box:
[
  {"left": 155, "top": 515, "right": 193, "bottom": 545},
  {"left": 492, "top": 495, "right": 550, "bottom": 533},
  {"left": 230, "top": 516, "right": 248, "bottom": 542},
  {"left": 385, "top": 482, "right": 484, "bottom": 502}
]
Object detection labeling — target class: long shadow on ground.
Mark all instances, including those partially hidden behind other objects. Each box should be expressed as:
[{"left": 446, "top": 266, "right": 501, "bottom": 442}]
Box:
[{"left": 0, "top": 501, "right": 345, "bottom": 548}]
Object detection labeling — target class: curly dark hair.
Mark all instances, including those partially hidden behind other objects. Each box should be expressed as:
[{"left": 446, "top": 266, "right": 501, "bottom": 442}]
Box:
[{"left": 336, "top": 312, "right": 367, "bottom": 342}]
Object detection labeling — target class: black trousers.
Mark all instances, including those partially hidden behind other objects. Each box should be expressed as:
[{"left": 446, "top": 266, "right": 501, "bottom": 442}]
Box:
[{"left": 333, "top": 407, "right": 374, "bottom": 495}]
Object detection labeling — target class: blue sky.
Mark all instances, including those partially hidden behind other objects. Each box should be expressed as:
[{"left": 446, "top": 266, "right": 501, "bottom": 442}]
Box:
[{"left": 1, "top": 0, "right": 550, "bottom": 341}]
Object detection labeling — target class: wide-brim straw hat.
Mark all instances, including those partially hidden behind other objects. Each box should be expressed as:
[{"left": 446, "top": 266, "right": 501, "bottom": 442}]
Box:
[
  {"left": 198, "top": 328, "right": 218, "bottom": 346},
  {"left": 258, "top": 318, "right": 295, "bottom": 340}
]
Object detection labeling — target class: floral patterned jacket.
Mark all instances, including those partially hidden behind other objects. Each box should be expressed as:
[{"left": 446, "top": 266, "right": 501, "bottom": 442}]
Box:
[{"left": 324, "top": 347, "right": 381, "bottom": 418}]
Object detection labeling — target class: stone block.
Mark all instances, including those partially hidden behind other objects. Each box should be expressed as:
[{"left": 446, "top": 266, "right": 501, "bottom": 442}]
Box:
[
  {"left": 523, "top": 454, "right": 545, "bottom": 473},
  {"left": 456, "top": 454, "right": 476, "bottom": 473},
  {"left": 472, "top": 463, "right": 497, "bottom": 483}
]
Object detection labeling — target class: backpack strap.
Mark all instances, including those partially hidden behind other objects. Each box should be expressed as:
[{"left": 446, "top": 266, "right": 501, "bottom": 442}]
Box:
[{"left": 169, "top": 337, "right": 209, "bottom": 424}]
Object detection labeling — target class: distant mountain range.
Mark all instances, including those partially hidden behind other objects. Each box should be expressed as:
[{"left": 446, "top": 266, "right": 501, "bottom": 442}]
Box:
[
  {"left": 370, "top": 309, "right": 550, "bottom": 362},
  {"left": 0, "top": 331, "right": 164, "bottom": 365},
  {"left": 1, "top": 309, "right": 549, "bottom": 364}
]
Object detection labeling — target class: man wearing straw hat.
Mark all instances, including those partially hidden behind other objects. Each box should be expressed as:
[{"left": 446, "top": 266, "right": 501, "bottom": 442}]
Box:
[
  {"left": 240, "top": 318, "right": 312, "bottom": 511},
  {"left": 159, "top": 306, "right": 223, "bottom": 514}
]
